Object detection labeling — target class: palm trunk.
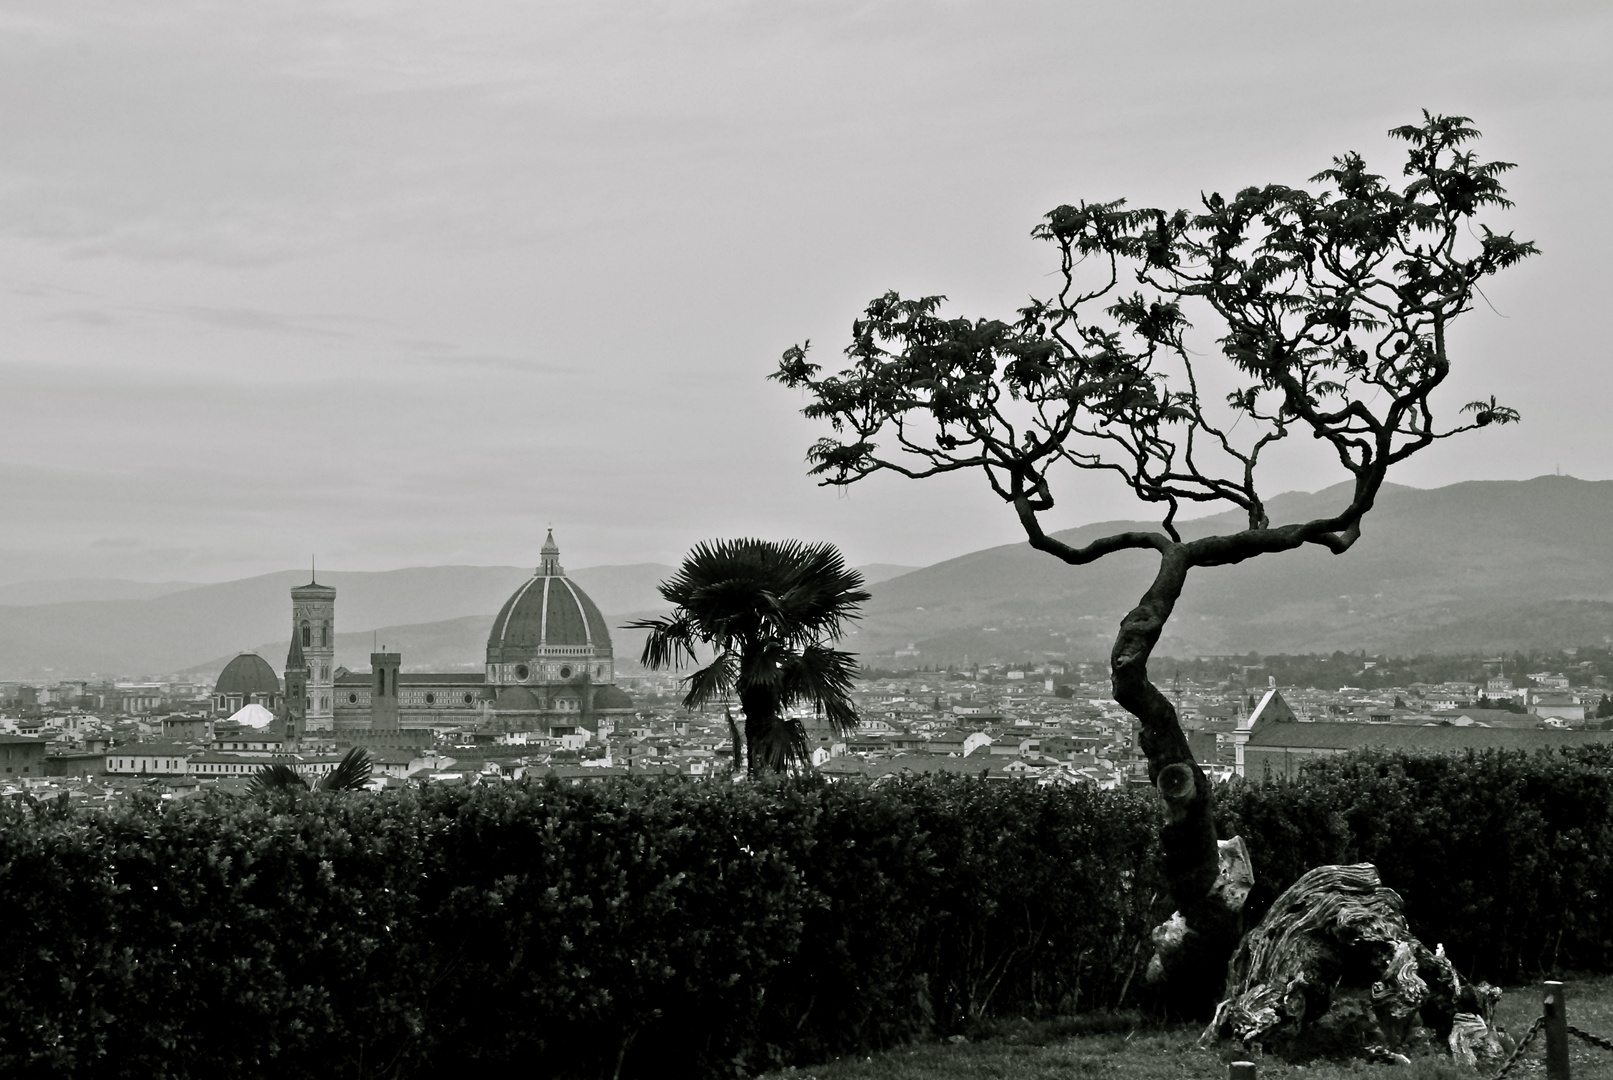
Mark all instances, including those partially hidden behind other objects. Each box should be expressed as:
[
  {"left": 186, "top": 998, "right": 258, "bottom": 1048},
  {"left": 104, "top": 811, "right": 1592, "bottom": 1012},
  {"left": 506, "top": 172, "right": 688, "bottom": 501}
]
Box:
[
  {"left": 724, "top": 707, "right": 744, "bottom": 776},
  {"left": 1113, "top": 549, "right": 1250, "bottom": 1014},
  {"left": 738, "top": 684, "right": 778, "bottom": 777}
]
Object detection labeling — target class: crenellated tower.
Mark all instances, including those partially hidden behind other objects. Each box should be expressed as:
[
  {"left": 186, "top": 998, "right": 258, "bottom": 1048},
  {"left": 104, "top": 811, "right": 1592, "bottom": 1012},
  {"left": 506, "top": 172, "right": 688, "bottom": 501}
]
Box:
[
  {"left": 291, "top": 575, "right": 337, "bottom": 733},
  {"left": 370, "top": 652, "right": 402, "bottom": 732}
]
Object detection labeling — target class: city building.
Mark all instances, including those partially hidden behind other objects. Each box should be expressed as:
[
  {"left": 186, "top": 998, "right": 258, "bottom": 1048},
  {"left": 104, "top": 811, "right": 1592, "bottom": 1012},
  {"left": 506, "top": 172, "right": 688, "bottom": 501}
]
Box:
[
  {"left": 1, "top": 734, "right": 46, "bottom": 777},
  {"left": 1239, "top": 714, "right": 1613, "bottom": 780}
]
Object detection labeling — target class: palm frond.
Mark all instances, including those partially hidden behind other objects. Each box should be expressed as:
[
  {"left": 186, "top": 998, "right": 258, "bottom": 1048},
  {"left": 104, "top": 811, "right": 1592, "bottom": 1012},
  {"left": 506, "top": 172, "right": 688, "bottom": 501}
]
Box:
[
  {"left": 748, "top": 714, "right": 812, "bottom": 774},
  {"left": 737, "top": 640, "right": 791, "bottom": 694},
  {"left": 247, "top": 763, "right": 309, "bottom": 797},
  {"left": 682, "top": 650, "right": 738, "bottom": 711},
  {"left": 317, "top": 747, "right": 373, "bottom": 792},
  {"left": 629, "top": 612, "right": 704, "bottom": 670},
  {"left": 779, "top": 643, "right": 862, "bottom": 736}
]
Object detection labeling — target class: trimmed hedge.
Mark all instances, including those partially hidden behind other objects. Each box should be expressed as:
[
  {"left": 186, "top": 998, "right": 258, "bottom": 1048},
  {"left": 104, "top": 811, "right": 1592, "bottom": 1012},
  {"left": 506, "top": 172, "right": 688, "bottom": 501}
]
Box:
[
  {"left": 0, "top": 777, "right": 1162, "bottom": 1079},
  {"left": 1219, "top": 745, "right": 1613, "bottom": 981},
  {"left": 4, "top": 748, "right": 1613, "bottom": 1078}
]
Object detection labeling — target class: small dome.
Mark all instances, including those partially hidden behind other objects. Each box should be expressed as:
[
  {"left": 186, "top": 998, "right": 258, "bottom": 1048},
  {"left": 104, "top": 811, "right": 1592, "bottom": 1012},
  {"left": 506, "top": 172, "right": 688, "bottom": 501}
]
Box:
[
  {"left": 490, "top": 686, "right": 541, "bottom": 712},
  {"left": 592, "top": 684, "right": 634, "bottom": 710},
  {"left": 215, "top": 653, "right": 280, "bottom": 697},
  {"left": 487, "top": 533, "right": 612, "bottom": 657}
]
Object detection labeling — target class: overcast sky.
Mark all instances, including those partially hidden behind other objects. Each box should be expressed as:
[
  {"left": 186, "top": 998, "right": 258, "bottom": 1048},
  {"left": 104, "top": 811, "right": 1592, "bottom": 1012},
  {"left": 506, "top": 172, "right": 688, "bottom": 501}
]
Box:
[{"left": 0, "top": 1, "right": 1606, "bottom": 585}]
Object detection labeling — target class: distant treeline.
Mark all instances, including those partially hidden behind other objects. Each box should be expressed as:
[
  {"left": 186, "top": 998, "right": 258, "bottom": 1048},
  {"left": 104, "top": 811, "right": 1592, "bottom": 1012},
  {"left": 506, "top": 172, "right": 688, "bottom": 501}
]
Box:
[
  {"left": 7, "top": 751, "right": 1613, "bottom": 1077},
  {"left": 866, "top": 647, "right": 1613, "bottom": 692},
  {"left": 1154, "top": 648, "right": 1613, "bottom": 691}
]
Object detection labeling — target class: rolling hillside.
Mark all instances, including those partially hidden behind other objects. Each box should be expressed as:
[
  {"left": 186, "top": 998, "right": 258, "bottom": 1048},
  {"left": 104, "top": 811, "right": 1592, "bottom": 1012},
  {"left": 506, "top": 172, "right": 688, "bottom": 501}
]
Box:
[
  {"left": 851, "top": 475, "right": 1613, "bottom": 662},
  {"left": 4, "top": 475, "right": 1611, "bottom": 679}
]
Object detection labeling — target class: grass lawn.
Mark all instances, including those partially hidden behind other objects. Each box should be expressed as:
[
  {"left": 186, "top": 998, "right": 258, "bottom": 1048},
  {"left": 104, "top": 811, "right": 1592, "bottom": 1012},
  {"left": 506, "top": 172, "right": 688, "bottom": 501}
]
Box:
[{"left": 763, "top": 978, "right": 1613, "bottom": 1080}]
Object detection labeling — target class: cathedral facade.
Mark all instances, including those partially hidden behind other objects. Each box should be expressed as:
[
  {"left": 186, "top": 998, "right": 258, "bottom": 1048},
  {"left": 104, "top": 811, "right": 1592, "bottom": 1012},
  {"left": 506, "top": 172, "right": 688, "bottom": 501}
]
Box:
[{"left": 328, "top": 532, "right": 632, "bottom": 738}]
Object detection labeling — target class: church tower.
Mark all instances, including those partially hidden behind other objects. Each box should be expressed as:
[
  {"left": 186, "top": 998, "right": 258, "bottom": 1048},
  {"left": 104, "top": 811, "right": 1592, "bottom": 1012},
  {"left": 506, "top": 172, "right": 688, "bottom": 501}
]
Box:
[
  {"left": 291, "top": 575, "right": 337, "bottom": 733},
  {"left": 282, "top": 630, "right": 308, "bottom": 745},
  {"left": 370, "top": 652, "right": 402, "bottom": 732}
]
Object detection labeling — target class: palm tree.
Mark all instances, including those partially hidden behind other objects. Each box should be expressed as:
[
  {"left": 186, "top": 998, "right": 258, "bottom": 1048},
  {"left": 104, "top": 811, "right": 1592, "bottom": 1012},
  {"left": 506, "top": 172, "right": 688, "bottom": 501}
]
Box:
[
  {"left": 247, "top": 746, "right": 373, "bottom": 796},
  {"left": 629, "top": 539, "right": 870, "bottom": 775}
]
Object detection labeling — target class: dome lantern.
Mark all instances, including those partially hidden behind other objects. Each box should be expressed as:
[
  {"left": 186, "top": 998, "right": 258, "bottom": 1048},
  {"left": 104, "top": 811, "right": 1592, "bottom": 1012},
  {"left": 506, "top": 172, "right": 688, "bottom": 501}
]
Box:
[{"left": 538, "top": 529, "right": 563, "bottom": 576}]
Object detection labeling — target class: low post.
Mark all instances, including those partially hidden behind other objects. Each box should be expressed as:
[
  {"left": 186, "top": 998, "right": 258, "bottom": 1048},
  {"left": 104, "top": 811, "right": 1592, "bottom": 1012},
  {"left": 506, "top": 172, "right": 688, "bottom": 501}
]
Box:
[
  {"left": 1544, "top": 980, "right": 1569, "bottom": 1080},
  {"left": 1229, "top": 1062, "right": 1257, "bottom": 1080}
]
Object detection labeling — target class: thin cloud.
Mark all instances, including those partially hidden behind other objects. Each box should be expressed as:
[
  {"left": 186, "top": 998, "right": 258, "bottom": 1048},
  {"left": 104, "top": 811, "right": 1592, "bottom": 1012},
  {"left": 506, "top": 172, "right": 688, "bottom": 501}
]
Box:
[
  {"left": 402, "top": 352, "right": 570, "bottom": 376},
  {"left": 172, "top": 304, "right": 356, "bottom": 339},
  {"left": 43, "top": 307, "right": 118, "bottom": 326}
]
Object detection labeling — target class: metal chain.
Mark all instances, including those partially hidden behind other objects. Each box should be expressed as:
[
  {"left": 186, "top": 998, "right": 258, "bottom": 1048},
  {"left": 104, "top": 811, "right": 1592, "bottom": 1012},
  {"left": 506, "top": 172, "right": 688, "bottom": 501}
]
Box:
[
  {"left": 1488, "top": 1014, "right": 1545, "bottom": 1080},
  {"left": 1568, "top": 1024, "right": 1613, "bottom": 1053}
]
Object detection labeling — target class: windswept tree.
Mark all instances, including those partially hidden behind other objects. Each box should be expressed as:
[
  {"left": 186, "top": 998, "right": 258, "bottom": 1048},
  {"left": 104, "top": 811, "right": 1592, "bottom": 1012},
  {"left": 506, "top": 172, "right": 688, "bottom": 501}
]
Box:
[
  {"left": 773, "top": 113, "right": 1536, "bottom": 1005},
  {"left": 630, "top": 539, "right": 869, "bottom": 775}
]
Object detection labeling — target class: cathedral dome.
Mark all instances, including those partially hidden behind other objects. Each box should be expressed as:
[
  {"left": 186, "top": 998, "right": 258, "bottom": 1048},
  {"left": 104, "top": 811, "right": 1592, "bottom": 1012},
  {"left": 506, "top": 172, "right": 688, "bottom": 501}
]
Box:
[
  {"left": 487, "top": 532, "right": 612, "bottom": 657},
  {"left": 215, "top": 652, "right": 280, "bottom": 698}
]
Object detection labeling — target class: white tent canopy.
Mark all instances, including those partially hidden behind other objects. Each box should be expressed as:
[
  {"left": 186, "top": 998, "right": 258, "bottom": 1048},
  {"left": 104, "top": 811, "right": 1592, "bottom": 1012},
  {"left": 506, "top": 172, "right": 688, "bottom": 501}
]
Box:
[{"left": 226, "top": 703, "right": 277, "bottom": 729}]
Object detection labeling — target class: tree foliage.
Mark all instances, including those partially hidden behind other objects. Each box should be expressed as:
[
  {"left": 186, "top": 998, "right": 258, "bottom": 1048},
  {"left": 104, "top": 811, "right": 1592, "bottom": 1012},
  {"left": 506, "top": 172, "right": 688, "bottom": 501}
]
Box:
[
  {"left": 629, "top": 539, "right": 870, "bottom": 774},
  {"left": 774, "top": 113, "right": 1533, "bottom": 557}
]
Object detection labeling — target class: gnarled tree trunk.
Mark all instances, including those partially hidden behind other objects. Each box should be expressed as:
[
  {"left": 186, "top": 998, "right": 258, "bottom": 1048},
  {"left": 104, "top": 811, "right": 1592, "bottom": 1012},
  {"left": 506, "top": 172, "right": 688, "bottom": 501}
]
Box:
[{"left": 1112, "top": 549, "right": 1253, "bottom": 1013}]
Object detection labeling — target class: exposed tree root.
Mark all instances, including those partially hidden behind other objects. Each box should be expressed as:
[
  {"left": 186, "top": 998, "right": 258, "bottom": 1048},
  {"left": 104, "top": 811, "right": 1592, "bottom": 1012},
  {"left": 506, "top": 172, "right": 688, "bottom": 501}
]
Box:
[{"left": 1203, "top": 863, "right": 1506, "bottom": 1064}]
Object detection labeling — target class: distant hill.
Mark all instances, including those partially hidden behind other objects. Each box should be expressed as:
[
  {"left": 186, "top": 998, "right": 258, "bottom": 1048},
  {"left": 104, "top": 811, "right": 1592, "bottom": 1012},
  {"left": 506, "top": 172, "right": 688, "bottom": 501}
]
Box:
[
  {"left": 856, "top": 564, "right": 920, "bottom": 585},
  {"left": 198, "top": 615, "right": 496, "bottom": 678},
  {"left": 7, "top": 476, "right": 1613, "bottom": 679},
  {"left": 566, "top": 564, "right": 676, "bottom": 616},
  {"left": 0, "top": 578, "right": 202, "bottom": 606},
  {"left": 850, "top": 475, "right": 1613, "bottom": 663}
]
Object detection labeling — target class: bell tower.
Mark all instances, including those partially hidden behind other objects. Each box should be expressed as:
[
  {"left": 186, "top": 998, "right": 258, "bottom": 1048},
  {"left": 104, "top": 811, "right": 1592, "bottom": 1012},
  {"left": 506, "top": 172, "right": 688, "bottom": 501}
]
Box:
[
  {"left": 282, "top": 630, "right": 308, "bottom": 745},
  {"left": 291, "top": 572, "right": 337, "bottom": 733}
]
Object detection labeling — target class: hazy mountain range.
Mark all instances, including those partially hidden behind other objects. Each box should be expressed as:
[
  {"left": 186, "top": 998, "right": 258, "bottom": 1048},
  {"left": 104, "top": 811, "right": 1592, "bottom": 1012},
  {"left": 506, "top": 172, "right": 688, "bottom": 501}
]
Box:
[
  {"left": 851, "top": 475, "right": 1613, "bottom": 663},
  {"left": 0, "top": 561, "right": 917, "bottom": 679},
  {"left": 1, "top": 476, "right": 1609, "bottom": 679}
]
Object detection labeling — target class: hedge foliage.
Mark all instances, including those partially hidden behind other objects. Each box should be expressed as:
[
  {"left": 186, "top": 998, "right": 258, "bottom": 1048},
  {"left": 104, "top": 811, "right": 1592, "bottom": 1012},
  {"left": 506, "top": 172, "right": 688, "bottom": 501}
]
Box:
[
  {"left": 0, "top": 776, "right": 1162, "bottom": 1079},
  {"left": 1219, "top": 744, "right": 1613, "bottom": 982},
  {"left": 4, "top": 747, "right": 1613, "bottom": 1078}
]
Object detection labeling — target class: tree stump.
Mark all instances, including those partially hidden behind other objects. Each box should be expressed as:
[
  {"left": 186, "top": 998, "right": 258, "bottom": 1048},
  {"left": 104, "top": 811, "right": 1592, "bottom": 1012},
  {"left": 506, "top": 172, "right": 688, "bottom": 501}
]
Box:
[{"left": 1203, "top": 863, "right": 1501, "bottom": 1059}]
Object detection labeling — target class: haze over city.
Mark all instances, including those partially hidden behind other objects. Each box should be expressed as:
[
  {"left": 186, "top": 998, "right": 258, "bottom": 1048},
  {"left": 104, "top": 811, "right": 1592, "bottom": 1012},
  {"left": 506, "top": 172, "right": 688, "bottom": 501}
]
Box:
[{"left": 1, "top": 2, "right": 1608, "bottom": 587}]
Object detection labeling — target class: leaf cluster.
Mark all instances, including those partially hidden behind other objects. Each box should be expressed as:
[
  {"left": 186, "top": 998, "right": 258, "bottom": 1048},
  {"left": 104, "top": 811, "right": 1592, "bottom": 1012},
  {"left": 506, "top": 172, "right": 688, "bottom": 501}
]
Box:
[{"left": 246, "top": 746, "right": 373, "bottom": 797}]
